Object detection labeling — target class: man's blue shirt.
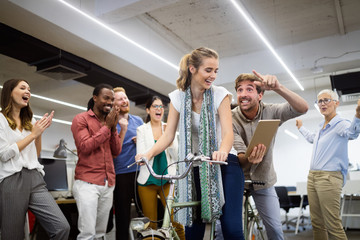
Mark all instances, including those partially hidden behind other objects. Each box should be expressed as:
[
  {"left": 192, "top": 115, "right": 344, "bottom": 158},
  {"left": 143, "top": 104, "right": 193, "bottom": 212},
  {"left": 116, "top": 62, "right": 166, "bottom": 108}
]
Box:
[{"left": 113, "top": 114, "right": 144, "bottom": 174}]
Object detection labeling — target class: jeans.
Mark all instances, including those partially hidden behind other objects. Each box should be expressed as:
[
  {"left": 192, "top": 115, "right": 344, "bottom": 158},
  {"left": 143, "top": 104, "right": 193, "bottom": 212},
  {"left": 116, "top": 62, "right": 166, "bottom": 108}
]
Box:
[
  {"left": 185, "top": 154, "right": 245, "bottom": 240},
  {"left": 250, "top": 186, "right": 284, "bottom": 240}
]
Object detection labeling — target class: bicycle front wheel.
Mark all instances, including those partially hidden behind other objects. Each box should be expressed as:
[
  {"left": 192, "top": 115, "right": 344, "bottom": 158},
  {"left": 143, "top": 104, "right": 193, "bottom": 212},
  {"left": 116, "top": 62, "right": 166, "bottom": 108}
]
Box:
[
  {"left": 141, "top": 237, "right": 165, "bottom": 240},
  {"left": 247, "top": 217, "right": 267, "bottom": 240},
  {"left": 135, "top": 230, "right": 166, "bottom": 240}
]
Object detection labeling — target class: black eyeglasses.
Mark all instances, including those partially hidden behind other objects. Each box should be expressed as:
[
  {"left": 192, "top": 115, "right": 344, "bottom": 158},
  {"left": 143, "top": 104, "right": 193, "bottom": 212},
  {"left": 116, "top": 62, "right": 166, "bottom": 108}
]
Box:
[
  {"left": 151, "top": 105, "right": 164, "bottom": 109},
  {"left": 315, "top": 98, "right": 336, "bottom": 105}
]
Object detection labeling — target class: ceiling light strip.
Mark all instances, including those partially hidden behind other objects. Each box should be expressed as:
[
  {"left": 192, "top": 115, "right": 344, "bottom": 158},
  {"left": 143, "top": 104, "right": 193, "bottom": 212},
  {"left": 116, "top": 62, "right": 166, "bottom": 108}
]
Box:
[
  {"left": 284, "top": 129, "right": 299, "bottom": 140},
  {"left": 229, "top": 0, "right": 304, "bottom": 91},
  {"left": 1, "top": 85, "right": 86, "bottom": 111},
  {"left": 31, "top": 93, "right": 87, "bottom": 111},
  {"left": 34, "top": 114, "right": 72, "bottom": 125},
  {"left": 57, "top": 0, "right": 179, "bottom": 70}
]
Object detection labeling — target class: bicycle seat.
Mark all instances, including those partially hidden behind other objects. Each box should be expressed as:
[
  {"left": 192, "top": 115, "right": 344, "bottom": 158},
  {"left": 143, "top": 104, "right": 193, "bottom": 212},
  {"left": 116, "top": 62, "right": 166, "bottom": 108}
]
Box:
[{"left": 130, "top": 217, "right": 150, "bottom": 231}]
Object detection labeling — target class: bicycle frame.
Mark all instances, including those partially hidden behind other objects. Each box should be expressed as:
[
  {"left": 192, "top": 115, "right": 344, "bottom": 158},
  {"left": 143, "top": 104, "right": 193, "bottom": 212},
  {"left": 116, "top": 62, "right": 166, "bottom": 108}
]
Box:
[
  {"left": 130, "top": 154, "right": 222, "bottom": 240},
  {"left": 243, "top": 181, "right": 267, "bottom": 240}
]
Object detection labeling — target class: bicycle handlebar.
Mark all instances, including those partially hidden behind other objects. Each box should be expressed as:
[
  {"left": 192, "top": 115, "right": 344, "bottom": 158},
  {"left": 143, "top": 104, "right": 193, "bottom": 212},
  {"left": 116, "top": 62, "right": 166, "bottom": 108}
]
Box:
[{"left": 128, "top": 153, "right": 228, "bottom": 181}]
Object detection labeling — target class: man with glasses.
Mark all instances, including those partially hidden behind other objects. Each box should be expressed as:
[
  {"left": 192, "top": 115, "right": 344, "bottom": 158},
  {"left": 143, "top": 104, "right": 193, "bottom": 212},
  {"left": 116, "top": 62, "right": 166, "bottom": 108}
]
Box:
[
  {"left": 110, "top": 87, "right": 144, "bottom": 240},
  {"left": 232, "top": 71, "right": 308, "bottom": 240},
  {"left": 296, "top": 90, "right": 360, "bottom": 240}
]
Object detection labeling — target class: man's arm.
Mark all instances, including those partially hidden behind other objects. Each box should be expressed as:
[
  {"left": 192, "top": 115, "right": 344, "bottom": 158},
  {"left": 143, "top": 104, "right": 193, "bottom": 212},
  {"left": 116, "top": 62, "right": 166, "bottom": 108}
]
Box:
[{"left": 253, "top": 70, "right": 308, "bottom": 113}]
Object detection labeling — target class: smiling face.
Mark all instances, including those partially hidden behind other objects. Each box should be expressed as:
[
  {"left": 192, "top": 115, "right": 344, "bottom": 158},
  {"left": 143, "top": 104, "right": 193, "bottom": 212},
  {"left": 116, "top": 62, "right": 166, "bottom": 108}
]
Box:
[
  {"left": 11, "top": 80, "right": 31, "bottom": 109},
  {"left": 317, "top": 93, "right": 338, "bottom": 118},
  {"left": 93, "top": 88, "right": 114, "bottom": 115},
  {"left": 236, "top": 79, "right": 263, "bottom": 118},
  {"left": 147, "top": 99, "right": 164, "bottom": 123},
  {"left": 190, "top": 57, "right": 218, "bottom": 90},
  {"left": 114, "top": 91, "right": 130, "bottom": 114}
]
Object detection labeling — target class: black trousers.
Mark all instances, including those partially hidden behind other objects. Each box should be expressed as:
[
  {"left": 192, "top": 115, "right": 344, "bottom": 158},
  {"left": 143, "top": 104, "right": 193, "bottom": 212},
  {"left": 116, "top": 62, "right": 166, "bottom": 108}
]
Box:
[{"left": 111, "top": 172, "right": 142, "bottom": 240}]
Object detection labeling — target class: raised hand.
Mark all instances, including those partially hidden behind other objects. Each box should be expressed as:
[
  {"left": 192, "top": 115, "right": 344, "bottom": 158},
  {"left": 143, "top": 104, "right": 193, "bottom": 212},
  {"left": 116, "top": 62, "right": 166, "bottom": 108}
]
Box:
[
  {"left": 296, "top": 119, "right": 303, "bottom": 129},
  {"left": 105, "top": 107, "right": 120, "bottom": 130},
  {"left": 253, "top": 70, "right": 280, "bottom": 91},
  {"left": 118, "top": 117, "right": 128, "bottom": 130},
  {"left": 32, "top": 111, "right": 54, "bottom": 138}
]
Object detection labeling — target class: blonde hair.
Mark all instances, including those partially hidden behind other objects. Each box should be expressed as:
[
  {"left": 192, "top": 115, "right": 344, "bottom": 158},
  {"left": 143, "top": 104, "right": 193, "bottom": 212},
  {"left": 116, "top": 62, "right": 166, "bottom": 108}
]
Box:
[
  {"left": 176, "top": 47, "right": 218, "bottom": 91},
  {"left": 113, "top": 87, "right": 126, "bottom": 94}
]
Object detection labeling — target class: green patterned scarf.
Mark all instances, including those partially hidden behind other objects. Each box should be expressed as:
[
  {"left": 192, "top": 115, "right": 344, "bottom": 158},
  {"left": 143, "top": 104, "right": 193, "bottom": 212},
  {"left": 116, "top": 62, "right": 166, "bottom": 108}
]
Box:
[{"left": 175, "top": 86, "right": 224, "bottom": 226}]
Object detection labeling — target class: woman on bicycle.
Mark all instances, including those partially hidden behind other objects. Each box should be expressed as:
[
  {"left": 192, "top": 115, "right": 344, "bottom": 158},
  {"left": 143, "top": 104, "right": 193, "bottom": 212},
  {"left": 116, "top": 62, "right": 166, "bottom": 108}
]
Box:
[
  {"left": 136, "top": 47, "right": 244, "bottom": 240},
  {"left": 136, "top": 96, "right": 185, "bottom": 239}
]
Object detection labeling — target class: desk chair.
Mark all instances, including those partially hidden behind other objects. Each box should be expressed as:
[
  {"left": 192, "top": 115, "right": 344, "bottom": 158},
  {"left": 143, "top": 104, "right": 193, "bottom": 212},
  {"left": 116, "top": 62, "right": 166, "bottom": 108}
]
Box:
[{"left": 275, "top": 186, "right": 299, "bottom": 229}]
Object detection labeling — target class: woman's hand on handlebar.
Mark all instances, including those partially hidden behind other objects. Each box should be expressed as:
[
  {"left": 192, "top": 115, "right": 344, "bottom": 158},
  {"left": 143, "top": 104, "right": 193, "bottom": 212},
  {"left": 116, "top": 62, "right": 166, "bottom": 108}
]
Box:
[
  {"left": 135, "top": 153, "right": 148, "bottom": 166},
  {"left": 211, "top": 151, "right": 228, "bottom": 162}
]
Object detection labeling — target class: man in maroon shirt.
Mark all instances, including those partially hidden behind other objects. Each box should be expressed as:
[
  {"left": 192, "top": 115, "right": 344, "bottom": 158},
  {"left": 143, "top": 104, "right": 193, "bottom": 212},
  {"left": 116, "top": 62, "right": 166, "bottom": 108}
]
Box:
[{"left": 71, "top": 84, "right": 123, "bottom": 239}]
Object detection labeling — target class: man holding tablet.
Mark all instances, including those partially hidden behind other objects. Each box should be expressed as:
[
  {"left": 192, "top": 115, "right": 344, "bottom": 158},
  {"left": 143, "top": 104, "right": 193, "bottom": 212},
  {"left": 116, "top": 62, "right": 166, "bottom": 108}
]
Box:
[{"left": 231, "top": 71, "right": 308, "bottom": 240}]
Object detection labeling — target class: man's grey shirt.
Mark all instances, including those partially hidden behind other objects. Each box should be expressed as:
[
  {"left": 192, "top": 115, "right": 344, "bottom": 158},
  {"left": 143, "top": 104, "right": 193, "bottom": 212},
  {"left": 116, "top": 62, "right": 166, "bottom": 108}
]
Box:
[{"left": 232, "top": 101, "right": 304, "bottom": 190}]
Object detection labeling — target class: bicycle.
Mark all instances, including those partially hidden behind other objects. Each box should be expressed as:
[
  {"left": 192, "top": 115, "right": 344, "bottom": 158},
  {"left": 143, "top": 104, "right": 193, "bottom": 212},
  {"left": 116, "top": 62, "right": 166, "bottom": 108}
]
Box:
[
  {"left": 243, "top": 180, "right": 267, "bottom": 240},
  {"left": 129, "top": 153, "right": 228, "bottom": 240}
]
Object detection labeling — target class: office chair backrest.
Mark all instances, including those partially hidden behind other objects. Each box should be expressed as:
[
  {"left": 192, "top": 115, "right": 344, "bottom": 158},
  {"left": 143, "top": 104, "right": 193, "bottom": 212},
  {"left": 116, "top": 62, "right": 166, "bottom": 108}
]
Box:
[{"left": 275, "top": 186, "right": 293, "bottom": 212}]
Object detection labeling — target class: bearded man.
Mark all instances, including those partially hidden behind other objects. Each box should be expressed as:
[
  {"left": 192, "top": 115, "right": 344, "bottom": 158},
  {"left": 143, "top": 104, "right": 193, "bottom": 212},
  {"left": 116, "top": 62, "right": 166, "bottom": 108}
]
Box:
[{"left": 111, "top": 87, "right": 144, "bottom": 240}]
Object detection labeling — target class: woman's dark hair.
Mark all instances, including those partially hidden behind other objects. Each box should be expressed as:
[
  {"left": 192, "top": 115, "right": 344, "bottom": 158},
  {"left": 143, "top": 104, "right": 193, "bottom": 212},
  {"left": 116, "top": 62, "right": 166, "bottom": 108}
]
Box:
[
  {"left": 145, "top": 95, "right": 162, "bottom": 123},
  {"left": 87, "top": 83, "right": 113, "bottom": 110},
  {"left": 1, "top": 79, "right": 33, "bottom": 130}
]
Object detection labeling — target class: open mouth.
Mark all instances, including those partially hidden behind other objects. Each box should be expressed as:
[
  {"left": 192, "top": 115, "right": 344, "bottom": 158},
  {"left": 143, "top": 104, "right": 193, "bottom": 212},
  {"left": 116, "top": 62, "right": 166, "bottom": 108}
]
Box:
[
  {"left": 205, "top": 79, "right": 213, "bottom": 84},
  {"left": 104, "top": 106, "right": 112, "bottom": 111},
  {"left": 240, "top": 98, "right": 250, "bottom": 105},
  {"left": 22, "top": 95, "right": 30, "bottom": 101}
]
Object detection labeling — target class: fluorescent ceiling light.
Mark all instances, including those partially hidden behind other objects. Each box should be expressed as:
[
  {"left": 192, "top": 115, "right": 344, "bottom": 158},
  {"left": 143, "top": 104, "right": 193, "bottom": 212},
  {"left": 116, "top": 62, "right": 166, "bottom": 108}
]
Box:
[
  {"left": 31, "top": 93, "right": 87, "bottom": 111},
  {"left": 284, "top": 129, "right": 299, "bottom": 140},
  {"left": 1, "top": 84, "right": 83, "bottom": 125},
  {"left": 229, "top": 0, "right": 304, "bottom": 91},
  {"left": 57, "top": 0, "right": 178, "bottom": 70},
  {"left": 314, "top": 103, "right": 320, "bottom": 113},
  {"left": 34, "top": 115, "right": 72, "bottom": 125},
  {"left": 0, "top": 85, "right": 86, "bottom": 111}
]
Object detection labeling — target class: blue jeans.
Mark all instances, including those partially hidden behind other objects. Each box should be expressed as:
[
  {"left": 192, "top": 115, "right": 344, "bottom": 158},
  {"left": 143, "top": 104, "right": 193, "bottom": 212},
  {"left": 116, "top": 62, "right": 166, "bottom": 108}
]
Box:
[
  {"left": 250, "top": 186, "right": 284, "bottom": 240},
  {"left": 185, "top": 154, "right": 245, "bottom": 240}
]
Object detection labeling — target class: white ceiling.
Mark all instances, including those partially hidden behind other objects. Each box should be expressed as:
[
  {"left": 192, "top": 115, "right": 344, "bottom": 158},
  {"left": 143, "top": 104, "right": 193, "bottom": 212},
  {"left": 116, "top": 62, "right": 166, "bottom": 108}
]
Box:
[{"left": 1, "top": 0, "right": 360, "bottom": 122}]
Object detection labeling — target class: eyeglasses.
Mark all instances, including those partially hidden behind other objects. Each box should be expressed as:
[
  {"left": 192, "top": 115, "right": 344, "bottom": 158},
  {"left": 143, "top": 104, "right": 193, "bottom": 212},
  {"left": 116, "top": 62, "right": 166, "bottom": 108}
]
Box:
[
  {"left": 151, "top": 105, "right": 164, "bottom": 109},
  {"left": 315, "top": 98, "right": 337, "bottom": 105}
]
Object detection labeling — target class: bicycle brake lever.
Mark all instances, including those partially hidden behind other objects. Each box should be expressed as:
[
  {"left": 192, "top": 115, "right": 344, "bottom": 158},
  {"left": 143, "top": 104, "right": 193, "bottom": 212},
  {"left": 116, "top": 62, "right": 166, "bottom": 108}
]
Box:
[{"left": 127, "top": 158, "right": 146, "bottom": 168}]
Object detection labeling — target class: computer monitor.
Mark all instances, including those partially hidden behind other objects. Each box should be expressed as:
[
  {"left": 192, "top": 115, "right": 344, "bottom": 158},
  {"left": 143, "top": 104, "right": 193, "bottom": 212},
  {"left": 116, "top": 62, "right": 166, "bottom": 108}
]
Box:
[{"left": 38, "top": 158, "right": 69, "bottom": 197}]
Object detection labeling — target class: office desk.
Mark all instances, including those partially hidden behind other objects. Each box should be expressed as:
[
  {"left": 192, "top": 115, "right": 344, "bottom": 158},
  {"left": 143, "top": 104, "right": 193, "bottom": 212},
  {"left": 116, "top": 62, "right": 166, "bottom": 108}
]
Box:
[
  {"left": 56, "top": 198, "right": 76, "bottom": 204},
  {"left": 341, "top": 180, "right": 360, "bottom": 229},
  {"left": 29, "top": 198, "right": 78, "bottom": 240},
  {"left": 295, "top": 181, "right": 307, "bottom": 234}
]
